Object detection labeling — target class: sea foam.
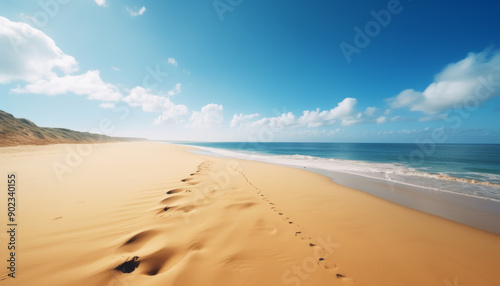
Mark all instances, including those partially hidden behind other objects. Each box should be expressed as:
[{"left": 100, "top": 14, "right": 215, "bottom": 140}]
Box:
[{"left": 192, "top": 146, "right": 500, "bottom": 202}]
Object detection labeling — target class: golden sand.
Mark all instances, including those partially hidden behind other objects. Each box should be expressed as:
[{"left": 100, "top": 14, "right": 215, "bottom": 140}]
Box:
[{"left": 0, "top": 142, "right": 499, "bottom": 285}]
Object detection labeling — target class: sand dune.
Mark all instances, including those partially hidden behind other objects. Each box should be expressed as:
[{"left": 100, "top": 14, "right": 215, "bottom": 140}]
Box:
[
  {"left": 0, "top": 110, "right": 143, "bottom": 147},
  {"left": 0, "top": 142, "right": 499, "bottom": 285}
]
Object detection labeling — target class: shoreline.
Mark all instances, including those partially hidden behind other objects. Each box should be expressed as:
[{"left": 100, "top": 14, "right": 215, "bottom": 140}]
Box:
[
  {"left": 190, "top": 146, "right": 500, "bottom": 235},
  {"left": 179, "top": 143, "right": 500, "bottom": 195},
  {"left": 315, "top": 168, "right": 500, "bottom": 234},
  {"left": 1, "top": 142, "right": 500, "bottom": 285}
]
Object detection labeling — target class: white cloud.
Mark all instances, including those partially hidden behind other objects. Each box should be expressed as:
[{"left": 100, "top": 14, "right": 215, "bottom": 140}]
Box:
[
  {"left": 364, "top": 107, "right": 377, "bottom": 116},
  {"left": 167, "top": 83, "right": 181, "bottom": 96},
  {"left": 320, "top": 98, "right": 358, "bottom": 120},
  {"left": 296, "top": 98, "right": 358, "bottom": 127},
  {"left": 299, "top": 128, "right": 341, "bottom": 137},
  {"left": 127, "top": 6, "right": 146, "bottom": 17},
  {"left": 419, "top": 113, "right": 448, "bottom": 122},
  {"left": 391, "top": 89, "right": 421, "bottom": 109},
  {"left": 111, "top": 66, "right": 120, "bottom": 71},
  {"left": 12, "top": 70, "right": 122, "bottom": 101},
  {"left": 1, "top": 16, "right": 125, "bottom": 102},
  {"left": 230, "top": 113, "right": 260, "bottom": 128},
  {"left": 329, "top": 128, "right": 342, "bottom": 135},
  {"left": 250, "top": 112, "right": 296, "bottom": 129},
  {"left": 245, "top": 98, "right": 360, "bottom": 130},
  {"left": 340, "top": 112, "right": 363, "bottom": 126},
  {"left": 100, "top": 102, "right": 115, "bottom": 109},
  {"left": 94, "top": 0, "right": 106, "bottom": 7},
  {"left": 168, "top": 58, "right": 178, "bottom": 67},
  {"left": 376, "top": 116, "right": 387, "bottom": 124},
  {"left": 390, "top": 116, "right": 401, "bottom": 122},
  {"left": 123, "top": 86, "right": 188, "bottom": 125},
  {"left": 123, "top": 87, "right": 160, "bottom": 112},
  {"left": 124, "top": 86, "right": 185, "bottom": 112},
  {"left": 0, "top": 16, "right": 78, "bottom": 83},
  {"left": 296, "top": 109, "right": 323, "bottom": 127},
  {"left": 153, "top": 106, "right": 189, "bottom": 125},
  {"left": 188, "top": 104, "right": 224, "bottom": 128},
  {"left": 390, "top": 50, "right": 500, "bottom": 114}
]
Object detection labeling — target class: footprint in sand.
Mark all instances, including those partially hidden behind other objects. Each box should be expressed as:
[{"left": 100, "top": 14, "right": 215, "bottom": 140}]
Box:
[
  {"left": 294, "top": 232, "right": 311, "bottom": 241},
  {"left": 166, "top": 188, "right": 185, "bottom": 195},
  {"left": 115, "top": 247, "right": 189, "bottom": 277},
  {"left": 157, "top": 204, "right": 197, "bottom": 216},
  {"left": 180, "top": 178, "right": 199, "bottom": 185},
  {"left": 320, "top": 260, "right": 337, "bottom": 270},
  {"left": 114, "top": 256, "right": 140, "bottom": 273},
  {"left": 120, "top": 230, "right": 160, "bottom": 251}
]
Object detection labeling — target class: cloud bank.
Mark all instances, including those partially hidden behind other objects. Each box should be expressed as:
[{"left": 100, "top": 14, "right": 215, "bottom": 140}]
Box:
[
  {"left": 390, "top": 50, "right": 500, "bottom": 114},
  {"left": 1, "top": 16, "right": 122, "bottom": 101},
  {"left": 0, "top": 16, "right": 78, "bottom": 83}
]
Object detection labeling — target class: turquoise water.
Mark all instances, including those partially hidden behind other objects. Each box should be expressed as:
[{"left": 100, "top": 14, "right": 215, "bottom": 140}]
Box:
[{"left": 181, "top": 142, "right": 500, "bottom": 201}]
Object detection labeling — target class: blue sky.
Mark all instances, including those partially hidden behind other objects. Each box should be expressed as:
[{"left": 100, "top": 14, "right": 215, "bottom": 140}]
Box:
[{"left": 1, "top": 0, "right": 500, "bottom": 143}]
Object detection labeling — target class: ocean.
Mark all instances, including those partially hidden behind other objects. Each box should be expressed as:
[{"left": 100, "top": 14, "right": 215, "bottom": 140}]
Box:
[{"left": 181, "top": 142, "right": 500, "bottom": 202}]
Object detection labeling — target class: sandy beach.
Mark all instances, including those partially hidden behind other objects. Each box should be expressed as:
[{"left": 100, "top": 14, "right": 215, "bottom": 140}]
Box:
[{"left": 1, "top": 142, "right": 500, "bottom": 286}]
